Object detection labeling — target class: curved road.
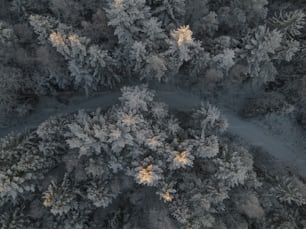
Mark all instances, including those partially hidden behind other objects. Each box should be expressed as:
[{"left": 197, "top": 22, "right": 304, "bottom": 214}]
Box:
[{"left": 1, "top": 88, "right": 305, "bottom": 176}]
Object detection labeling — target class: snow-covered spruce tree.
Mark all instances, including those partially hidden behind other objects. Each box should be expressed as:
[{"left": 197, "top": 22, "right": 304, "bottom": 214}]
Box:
[
  {"left": 0, "top": 118, "right": 68, "bottom": 207},
  {"left": 269, "top": 9, "right": 305, "bottom": 62},
  {"left": 231, "top": 0, "right": 269, "bottom": 26},
  {"left": 26, "top": 0, "right": 300, "bottom": 91},
  {"left": 229, "top": 13, "right": 304, "bottom": 86},
  {"left": 106, "top": 0, "right": 171, "bottom": 81},
  {"left": 106, "top": 0, "right": 153, "bottom": 46},
  {"left": 29, "top": 15, "right": 119, "bottom": 95},
  {"left": 0, "top": 206, "right": 28, "bottom": 229},
  {"left": 270, "top": 9, "right": 306, "bottom": 39},
  {"left": 106, "top": 0, "right": 213, "bottom": 81},
  {"left": 165, "top": 24, "right": 212, "bottom": 79},
  {"left": 194, "top": 1, "right": 305, "bottom": 88},
  {"left": 270, "top": 176, "right": 306, "bottom": 206},
  {"left": 254, "top": 171, "right": 306, "bottom": 228},
  {"left": 28, "top": 15, "right": 57, "bottom": 45},
  {"left": 168, "top": 25, "right": 201, "bottom": 63},
  {"left": 147, "top": 0, "right": 186, "bottom": 30},
  {"left": 242, "top": 25, "right": 283, "bottom": 83},
  {"left": 1, "top": 0, "right": 304, "bottom": 103},
  {"left": 42, "top": 176, "right": 77, "bottom": 216},
  {"left": 0, "top": 85, "right": 270, "bottom": 228}
]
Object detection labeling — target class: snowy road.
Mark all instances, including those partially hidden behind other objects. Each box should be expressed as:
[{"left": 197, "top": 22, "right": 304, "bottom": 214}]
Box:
[
  {"left": 1, "top": 88, "right": 305, "bottom": 176},
  {"left": 158, "top": 89, "right": 306, "bottom": 176},
  {"left": 224, "top": 110, "right": 306, "bottom": 176}
]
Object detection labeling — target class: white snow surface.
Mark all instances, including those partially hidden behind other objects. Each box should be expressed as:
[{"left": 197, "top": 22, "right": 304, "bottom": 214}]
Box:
[{"left": 1, "top": 86, "right": 305, "bottom": 177}]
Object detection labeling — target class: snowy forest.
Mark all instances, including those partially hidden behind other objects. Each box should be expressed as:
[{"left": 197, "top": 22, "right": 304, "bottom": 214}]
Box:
[{"left": 0, "top": 0, "right": 306, "bottom": 228}]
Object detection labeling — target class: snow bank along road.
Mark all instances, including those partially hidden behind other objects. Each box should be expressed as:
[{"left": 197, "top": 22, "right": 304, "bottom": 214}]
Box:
[{"left": 1, "top": 89, "right": 306, "bottom": 177}]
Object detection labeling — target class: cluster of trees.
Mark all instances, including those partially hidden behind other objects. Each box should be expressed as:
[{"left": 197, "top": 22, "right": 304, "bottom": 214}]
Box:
[
  {"left": 0, "top": 0, "right": 305, "bottom": 123},
  {"left": 1, "top": 0, "right": 306, "bottom": 227},
  {"left": 0, "top": 86, "right": 305, "bottom": 228}
]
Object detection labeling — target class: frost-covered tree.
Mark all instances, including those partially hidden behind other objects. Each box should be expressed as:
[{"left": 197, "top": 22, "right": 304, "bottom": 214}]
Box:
[
  {"left": 270, "top": 10, "right": 306, "bottom": 38},
  {"left": 0, "top": 85, "right": 274, "bottom": 228},
  {"left": 106, "top": 0, "right": 170, "bottom": 81},
  {"left": 29, "top": 15, "right": 57, "bottom": 44},
  {"left": 270, "top": 176, "right": 306, "bottom": 206},
  {"left": 49, "top": 31, "right": 119, "bottom": 94},
  {"left": 42, "top": 175, "right": 77, "bottom": 216},
  {"left": 1, "top": 0, "right": 306, "bottom": 227},
  {"left": 148, "top": 0, "right": 186, "bottom": 29},
  {"left": 241, "top": 25, "right": 282, "bottom": 82},
  {"left": 166, "top": 25, "right": 205, "bottom": 77},
  {"left": 106, "top": 0, "right": 152, "bottom": 46},
  {"left": 29, "top": 15, "right": 119, "bottom": 94}
]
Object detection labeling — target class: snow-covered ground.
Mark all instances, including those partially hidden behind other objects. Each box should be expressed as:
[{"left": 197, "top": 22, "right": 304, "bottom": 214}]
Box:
[{"left": 1, "top": 87, "right": 305, "bottom": 177}]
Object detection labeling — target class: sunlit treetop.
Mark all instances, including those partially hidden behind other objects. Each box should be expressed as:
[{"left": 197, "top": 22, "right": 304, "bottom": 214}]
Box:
[
  {"left": 114, "top": 0, "right": 123, "bottom": 7},
  {"left": 173, "top": 25, "right": 193, "bottom": 46},
  {"left": 162, "top": 191, "right": 173, "bottom": 202},
  {"left": 68, "top": 34, "right": 81, "bottom": 45},
  {"left": 174, "top": 150, "right": 191, "bottom": 166},
  {"left": 137, "top": 164, "right": 155, "bottom": 185},
  {"left": 49, "top": 32, "right": 65, "bottom": 46}
]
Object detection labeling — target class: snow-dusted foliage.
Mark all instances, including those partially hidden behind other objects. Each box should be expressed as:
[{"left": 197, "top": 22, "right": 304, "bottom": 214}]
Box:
[
  {"left": 0, "top": 0, "right": 305, "bottom": 107},
  {"left": 8, "top": 0, "right": 303, "bottom": 98},
  {"left": 167, "top": 25, "right": 203, "bottom": 72},
  {"left": 42, "top": 175, "right": 77, "bottom": 216},
  {"left": 270, "top": 9, "right": 306, "bottom": 38},
  {"left": 29, "top": 15, "right": 119, "bottom": 94},
  {"left": 1, "top": 0, "right": 306, "bottom": 228},
  {"left": 1, "top": 85, "right": 304, "bottom": 228},
  {"left": 148, "top": 0, "right": 186, "bottom": 29},
  {"left": 106, "top": 0, "right": 173, "bottom": 81},
  {"left": 106, "top": 0, "right": 153, "bottom": 46},
  {"left": 0, "top": 118, "right": 68, "bottom": 206},
  {"left": 270, "top": 176, "right": 306, "bottom": 206},
  {"left": 0, "top": 207, "right": 28, "bottom": 229},
  {"left": 29, "top": 15, "right": 57, "bottom": 44},
  {"left": 0, "top": 86, "right": 241, "bottom": 227},
  {"left": 243, "top": 25, "right": 282, "bottom": 82}
]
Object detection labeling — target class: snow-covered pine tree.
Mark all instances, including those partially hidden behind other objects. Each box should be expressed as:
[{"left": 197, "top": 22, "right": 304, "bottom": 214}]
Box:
[
  {"left": 148, "top": 0, "right": 186, "bottom": 29},
  {"left": 29, "top": 15, "right": 119, "bottom": 94},
  {"left": 106, "top": 0, "right": 170, "bottom": 81}
]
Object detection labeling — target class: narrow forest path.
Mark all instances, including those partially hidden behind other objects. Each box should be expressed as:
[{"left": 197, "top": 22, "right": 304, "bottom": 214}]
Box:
[{"left": 1, "top": 88, "right": 305, "bottom": 176}]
